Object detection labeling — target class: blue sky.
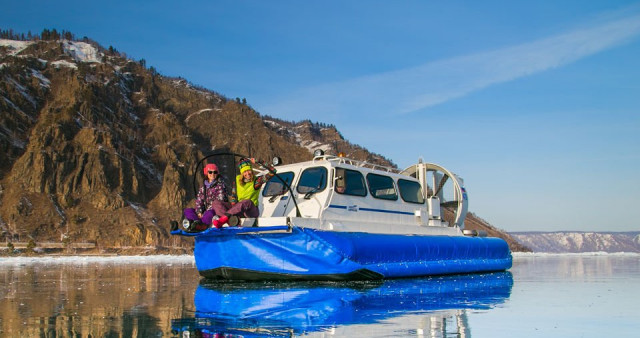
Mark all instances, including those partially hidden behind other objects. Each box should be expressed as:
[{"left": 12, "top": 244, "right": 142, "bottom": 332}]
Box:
[{"left": 3, "top": 1, "right": 639, "bottom": 232}]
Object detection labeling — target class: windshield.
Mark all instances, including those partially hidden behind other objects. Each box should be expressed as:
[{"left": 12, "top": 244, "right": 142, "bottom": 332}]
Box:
[
  {"left": 296, "top": 167, "right": 327, "bottom": 194},
  {"left": 262, "top": 172, "right": 295, "bottom": 197}
]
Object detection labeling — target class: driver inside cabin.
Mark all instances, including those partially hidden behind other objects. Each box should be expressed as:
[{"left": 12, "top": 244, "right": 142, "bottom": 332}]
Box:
[
  {"left": 334, "top": 168, "right": 367, "bottom": 196},
  {"left": 335, "top": 168, "right": 346, "bottom": 194}
]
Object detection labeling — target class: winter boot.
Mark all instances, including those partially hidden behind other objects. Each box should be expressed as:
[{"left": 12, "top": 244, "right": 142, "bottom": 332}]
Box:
[{"left": 212, "top": 215, "right": 229, "bottom": 229}]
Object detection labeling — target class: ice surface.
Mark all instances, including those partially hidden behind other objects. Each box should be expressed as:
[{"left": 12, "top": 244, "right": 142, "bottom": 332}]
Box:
[{"left": 0, "top": 253, "right": 637, "bottom": 337}]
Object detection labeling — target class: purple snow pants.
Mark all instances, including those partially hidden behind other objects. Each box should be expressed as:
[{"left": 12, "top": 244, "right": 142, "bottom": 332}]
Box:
[
  {"left": 184, "top": 200, "right": 259, "bottom": 225},
  {"left": 183, "top": 208, "right": 215, "bottom": 225},
  {"left": 214, "top": 200, "right": 259, "bottom": 218}
]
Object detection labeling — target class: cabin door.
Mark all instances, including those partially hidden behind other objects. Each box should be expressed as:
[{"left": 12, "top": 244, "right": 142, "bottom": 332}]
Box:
[
  {"left": 259, "top": 171, "right": 295, "bottom": 217},
  {"left": 291, "top": 166, "right": 329, "bottom": 218}
]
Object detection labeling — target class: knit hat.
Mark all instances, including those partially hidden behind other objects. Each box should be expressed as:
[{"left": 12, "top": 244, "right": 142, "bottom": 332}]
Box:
[
  {"left": 203, "top": 163, "right": 219, "bottom": 176},
  {"left": 238, "top": 159, "right": 253, "bottom": 174}
]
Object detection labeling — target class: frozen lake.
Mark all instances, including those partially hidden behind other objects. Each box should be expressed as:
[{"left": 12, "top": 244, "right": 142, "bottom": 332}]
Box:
[{"left": 0, "top": 253, "right": 638, "bottom": 337}]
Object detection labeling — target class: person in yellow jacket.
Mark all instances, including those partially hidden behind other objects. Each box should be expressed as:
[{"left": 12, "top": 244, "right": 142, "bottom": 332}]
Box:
[{"left": 212, "top": 157, "right": 276, "bottom": 227}]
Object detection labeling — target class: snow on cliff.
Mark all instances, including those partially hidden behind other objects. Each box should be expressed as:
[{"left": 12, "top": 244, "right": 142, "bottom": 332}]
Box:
[
  {"left": 0, "top": 39, "right": 34, "bottom": 55},
  {"left": 1, "top": 39, "right": 101, "bottom": 63},
  {"left": 62, "top": 40, "right": 102, "bottom": 63}
]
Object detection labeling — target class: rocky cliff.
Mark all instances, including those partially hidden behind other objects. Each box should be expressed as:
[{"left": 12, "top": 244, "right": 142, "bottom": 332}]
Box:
[{"left": 0, "top": 35, "right": 525, "bottom": 253}]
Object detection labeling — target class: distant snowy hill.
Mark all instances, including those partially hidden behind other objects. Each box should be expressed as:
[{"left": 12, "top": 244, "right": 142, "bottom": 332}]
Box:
[{"left": 510, "top": 231, "right": 640, "bottom": 253}]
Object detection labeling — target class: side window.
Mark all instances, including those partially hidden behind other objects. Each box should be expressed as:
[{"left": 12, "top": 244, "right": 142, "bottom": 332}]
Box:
[
  {"left": 262, "top": 172, "right": 294, "bottom": 196},
  {"left": 367, "top": 173, "right": 398, "bottom": 200},
  {"left": 297, "top": 167, "right": 327, "bottom": 194},
  {"left": 398, "top": 179, "right": 425, "bottom": 204},
  {"left": 335, "top": 168, "right": 367, "bottom": 197}
]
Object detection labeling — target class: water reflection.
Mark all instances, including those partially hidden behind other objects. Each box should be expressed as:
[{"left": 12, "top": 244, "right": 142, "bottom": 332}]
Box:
[
  {"left": 3, "top": 255, "right": 636, "bottom": 337},
  {"left": 512, "top": 254, "right": 638, "bottom": 281},
  {"left": 172, "top": 272, "right": 513, "bottom": 337},
  {"left": 0, "top": 258, "right": 199, "bottom": 337}
]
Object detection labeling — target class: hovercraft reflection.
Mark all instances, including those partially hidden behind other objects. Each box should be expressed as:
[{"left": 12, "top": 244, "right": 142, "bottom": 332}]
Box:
[
  {"left": 171, "top": 152, "right": 512, "bottom": 280},
  {"left": 172, "top": 272, "right": 513, "bottom": 336}
]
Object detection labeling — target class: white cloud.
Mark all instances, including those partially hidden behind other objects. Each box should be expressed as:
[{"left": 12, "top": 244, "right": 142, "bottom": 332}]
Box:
[{"left": 265, "top": 10, "right": 640, "bottom": 117}]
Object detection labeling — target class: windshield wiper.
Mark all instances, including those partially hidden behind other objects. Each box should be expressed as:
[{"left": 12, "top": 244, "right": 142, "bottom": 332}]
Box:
[
  {"left": 268, "top": 191, "right": 287, "bottom": 203},
  {"left": 304, "top": 187, "right": 321, "bottom": 199}
]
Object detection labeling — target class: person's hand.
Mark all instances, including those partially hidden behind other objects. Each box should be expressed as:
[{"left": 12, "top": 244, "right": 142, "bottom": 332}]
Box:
[{"left": 250, "top": 158, "right": 256, "bottom": 164}]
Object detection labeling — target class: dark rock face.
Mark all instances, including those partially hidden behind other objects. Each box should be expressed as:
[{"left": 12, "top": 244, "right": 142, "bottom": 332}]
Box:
[
  {"left": 0, "top": 37, "right": 525, "bottom": 253},
  {"left": 0, "top": 38, "right": 396, "bottom": 250}
]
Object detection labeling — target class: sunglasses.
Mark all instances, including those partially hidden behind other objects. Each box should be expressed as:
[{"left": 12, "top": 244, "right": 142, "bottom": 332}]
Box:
[{"left": 208, "top": 171, "right": 218, "bottom": 175}]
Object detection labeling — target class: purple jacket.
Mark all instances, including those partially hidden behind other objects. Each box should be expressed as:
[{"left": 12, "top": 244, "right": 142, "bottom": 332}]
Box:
[{"left": 195, "top": 177, "right": 229, "bottom": 214}]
